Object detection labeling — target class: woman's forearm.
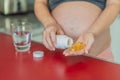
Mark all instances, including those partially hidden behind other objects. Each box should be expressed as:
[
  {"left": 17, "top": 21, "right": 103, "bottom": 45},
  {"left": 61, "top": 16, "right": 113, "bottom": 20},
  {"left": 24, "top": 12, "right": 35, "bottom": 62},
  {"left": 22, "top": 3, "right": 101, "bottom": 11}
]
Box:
[
  {"left": 88, "top": 3, "right": 120, "bottom": 37},
  {"left": 34, "top": 0, "right": 57, "bottom": 27}
]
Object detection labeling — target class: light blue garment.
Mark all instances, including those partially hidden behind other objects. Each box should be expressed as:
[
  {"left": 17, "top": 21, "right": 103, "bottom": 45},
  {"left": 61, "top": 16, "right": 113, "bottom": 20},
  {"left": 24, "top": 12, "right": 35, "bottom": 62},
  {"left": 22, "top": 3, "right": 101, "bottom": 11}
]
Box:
[{"left": 48, "top": 0, "right": 106, "bottom": 10}]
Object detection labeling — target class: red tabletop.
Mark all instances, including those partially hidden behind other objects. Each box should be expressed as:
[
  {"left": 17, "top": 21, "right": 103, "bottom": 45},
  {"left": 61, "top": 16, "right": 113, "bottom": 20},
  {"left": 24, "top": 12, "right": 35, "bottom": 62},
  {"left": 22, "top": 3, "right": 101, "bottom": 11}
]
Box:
[{"left": 0, "top": 33, "right": 120, "bottom": 80}]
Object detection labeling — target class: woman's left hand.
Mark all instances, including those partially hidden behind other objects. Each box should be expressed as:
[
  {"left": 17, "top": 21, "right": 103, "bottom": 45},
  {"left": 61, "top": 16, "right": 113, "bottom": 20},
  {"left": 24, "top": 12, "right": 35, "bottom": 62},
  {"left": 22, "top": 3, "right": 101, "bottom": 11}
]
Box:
[{"left": 63, "top": 32, "right": 95, "bottom": 56}]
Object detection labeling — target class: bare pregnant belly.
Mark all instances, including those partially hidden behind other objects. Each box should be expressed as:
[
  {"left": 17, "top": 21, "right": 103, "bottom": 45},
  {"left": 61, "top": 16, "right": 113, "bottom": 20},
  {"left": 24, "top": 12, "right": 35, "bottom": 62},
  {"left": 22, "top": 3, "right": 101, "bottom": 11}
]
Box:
[{"left": 52, "top": 1, "right": 102, "bottom": 40}]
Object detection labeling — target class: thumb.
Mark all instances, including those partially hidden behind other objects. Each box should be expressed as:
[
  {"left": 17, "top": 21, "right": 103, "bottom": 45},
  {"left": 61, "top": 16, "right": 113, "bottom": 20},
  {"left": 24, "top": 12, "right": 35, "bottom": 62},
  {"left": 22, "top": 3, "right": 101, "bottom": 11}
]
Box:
[
  {"left": 85, "top": 44, "right": 90, "bottom": 54},
  {"left": 85, "top": 40, "right": 93, "bottom": 54},
  {"left": 58, "top": 29, "right": 64, "bottom": 35},
  {"left": 85, "top": 33, "right": 95, "bottom": 54}
]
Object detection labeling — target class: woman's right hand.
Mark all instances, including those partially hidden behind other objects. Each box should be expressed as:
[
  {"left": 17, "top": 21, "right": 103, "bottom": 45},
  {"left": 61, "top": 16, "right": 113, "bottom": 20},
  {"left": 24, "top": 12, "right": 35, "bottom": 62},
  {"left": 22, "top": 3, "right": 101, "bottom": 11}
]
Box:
[{"left": 42, "top": 23, "right": 64, "bottom": 51}]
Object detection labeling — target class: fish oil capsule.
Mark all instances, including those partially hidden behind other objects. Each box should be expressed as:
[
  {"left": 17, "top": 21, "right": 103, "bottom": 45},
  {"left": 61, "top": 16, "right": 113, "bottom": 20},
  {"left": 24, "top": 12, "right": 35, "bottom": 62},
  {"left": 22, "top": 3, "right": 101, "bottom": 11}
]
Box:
[{"left": 71, "top": 42, "right": 85, "bottom": 51}]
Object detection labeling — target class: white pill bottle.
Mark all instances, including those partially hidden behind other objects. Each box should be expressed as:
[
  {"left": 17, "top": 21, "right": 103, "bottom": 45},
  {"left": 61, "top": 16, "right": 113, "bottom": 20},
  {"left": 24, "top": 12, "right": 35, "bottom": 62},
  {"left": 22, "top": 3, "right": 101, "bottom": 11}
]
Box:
[{"left": 55, "top": 35, "right": 73, "bottom": 49}]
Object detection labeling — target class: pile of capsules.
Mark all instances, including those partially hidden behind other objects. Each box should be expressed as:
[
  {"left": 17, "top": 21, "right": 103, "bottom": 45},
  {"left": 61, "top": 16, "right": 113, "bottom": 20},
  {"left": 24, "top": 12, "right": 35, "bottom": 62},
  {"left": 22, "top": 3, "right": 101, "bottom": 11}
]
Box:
[{"left": 71, "top": 42, "right": 86, "bottom": 51}]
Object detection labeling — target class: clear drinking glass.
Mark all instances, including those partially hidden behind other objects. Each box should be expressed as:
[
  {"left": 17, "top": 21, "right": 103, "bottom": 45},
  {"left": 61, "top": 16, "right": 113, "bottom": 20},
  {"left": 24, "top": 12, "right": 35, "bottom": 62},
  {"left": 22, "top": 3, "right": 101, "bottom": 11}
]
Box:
[{"left": 11, "top": 22, "right": 32, "bottom": 52}]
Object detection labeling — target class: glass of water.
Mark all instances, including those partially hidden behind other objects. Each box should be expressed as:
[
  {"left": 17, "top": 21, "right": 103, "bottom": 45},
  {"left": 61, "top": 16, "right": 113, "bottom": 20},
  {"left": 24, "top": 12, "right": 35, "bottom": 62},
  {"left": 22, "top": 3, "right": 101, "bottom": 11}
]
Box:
[{"left": 11, "top": 22, "right": 32, "bottom": 52}]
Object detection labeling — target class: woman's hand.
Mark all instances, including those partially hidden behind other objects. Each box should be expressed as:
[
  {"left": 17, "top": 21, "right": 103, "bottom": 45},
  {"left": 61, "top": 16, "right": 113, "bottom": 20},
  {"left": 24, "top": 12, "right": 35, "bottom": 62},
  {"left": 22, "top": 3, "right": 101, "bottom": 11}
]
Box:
[
  {"left": 63, "top": 32, "right": 95, "bottom": 56},
  {"left": 42, "top": 23, "right": 64, "bottom": 51}
]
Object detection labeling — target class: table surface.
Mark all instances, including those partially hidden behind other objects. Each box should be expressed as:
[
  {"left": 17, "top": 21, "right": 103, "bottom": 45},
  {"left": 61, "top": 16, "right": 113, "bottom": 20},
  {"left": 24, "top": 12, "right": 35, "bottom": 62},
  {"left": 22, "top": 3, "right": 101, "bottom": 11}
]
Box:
[{"left": 0, "top": 33, "right": 120, "bottom": 80}]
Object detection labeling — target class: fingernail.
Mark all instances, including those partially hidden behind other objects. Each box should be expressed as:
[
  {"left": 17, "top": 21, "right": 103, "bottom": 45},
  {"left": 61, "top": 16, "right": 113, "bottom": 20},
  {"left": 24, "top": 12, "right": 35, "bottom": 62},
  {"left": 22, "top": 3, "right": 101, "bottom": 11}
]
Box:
[
  {"left": 50, "top": 48, "right": 54, "bottom": 51},
  {"left": 51, "top": 47, "right": 55, "bottom": 51},
  {"left": 53, "top": 48, "right": 55, "bottom": 51},
  {"left": 65, "top": 54, "right": 69, "bottom": 56}
]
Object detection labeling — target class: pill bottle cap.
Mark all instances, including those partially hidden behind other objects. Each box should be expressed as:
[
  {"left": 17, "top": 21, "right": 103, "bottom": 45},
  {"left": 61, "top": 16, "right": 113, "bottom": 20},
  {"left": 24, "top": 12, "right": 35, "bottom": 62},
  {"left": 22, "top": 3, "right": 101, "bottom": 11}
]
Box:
[{"left": 33, "top": 51, "right": 44, "bottom": 58}]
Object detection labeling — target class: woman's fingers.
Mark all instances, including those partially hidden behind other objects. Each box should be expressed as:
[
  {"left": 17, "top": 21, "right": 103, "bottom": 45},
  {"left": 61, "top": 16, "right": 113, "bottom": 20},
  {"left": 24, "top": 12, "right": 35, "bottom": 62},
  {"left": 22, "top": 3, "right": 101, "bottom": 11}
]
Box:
[
  {"left": 43, "top": 38, "right": 50, "bottom": 50},
  {"left": 46, "top": 34, "right": 55, "bottom": 50},
  {"left": 50, "top": 31, "right": 56, "bottom": 46},
  {"left": 42, "top": 23, "right": 65, "bottom": 51},
  {"left": 63, "top": 48, "right": 84, "bottom": 56},
  {"left": 43, "top": 31, "right": 55, "bottom": 51},
  {"left": 42, "top": 32, "right": 50, "bottom": 50},
  {"left": 63, "top": 49, "right": 70, "bottom": 56}
]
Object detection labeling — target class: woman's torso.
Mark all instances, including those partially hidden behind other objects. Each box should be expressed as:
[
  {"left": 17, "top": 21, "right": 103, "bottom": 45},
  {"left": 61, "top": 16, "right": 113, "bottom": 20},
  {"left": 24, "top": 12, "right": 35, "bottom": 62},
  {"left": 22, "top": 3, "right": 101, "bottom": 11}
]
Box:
[{"left": 51, "top": 0, "right": 104, "bottom": 40}]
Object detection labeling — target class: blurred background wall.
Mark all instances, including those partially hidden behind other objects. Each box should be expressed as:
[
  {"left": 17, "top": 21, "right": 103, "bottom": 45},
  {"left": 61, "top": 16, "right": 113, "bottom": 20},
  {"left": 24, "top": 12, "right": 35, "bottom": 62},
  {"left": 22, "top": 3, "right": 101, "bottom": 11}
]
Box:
[{"left": 0, "top": 0, "right": 34, "bottom": 15}]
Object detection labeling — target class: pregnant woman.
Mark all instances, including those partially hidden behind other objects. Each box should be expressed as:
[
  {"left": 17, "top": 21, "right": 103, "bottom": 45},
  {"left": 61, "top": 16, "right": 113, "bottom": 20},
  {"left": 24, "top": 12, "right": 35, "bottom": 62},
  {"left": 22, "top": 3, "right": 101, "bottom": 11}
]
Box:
[{"left": 34, "top": 0, "right": 120, "bottom": 60}]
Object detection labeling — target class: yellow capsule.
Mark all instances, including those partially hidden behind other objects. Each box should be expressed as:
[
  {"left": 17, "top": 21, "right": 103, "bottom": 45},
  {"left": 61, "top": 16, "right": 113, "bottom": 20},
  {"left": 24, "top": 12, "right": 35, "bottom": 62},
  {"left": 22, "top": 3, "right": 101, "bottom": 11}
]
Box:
[{"left": 71, "top": 42, "right": 85, "bottom": 51}]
